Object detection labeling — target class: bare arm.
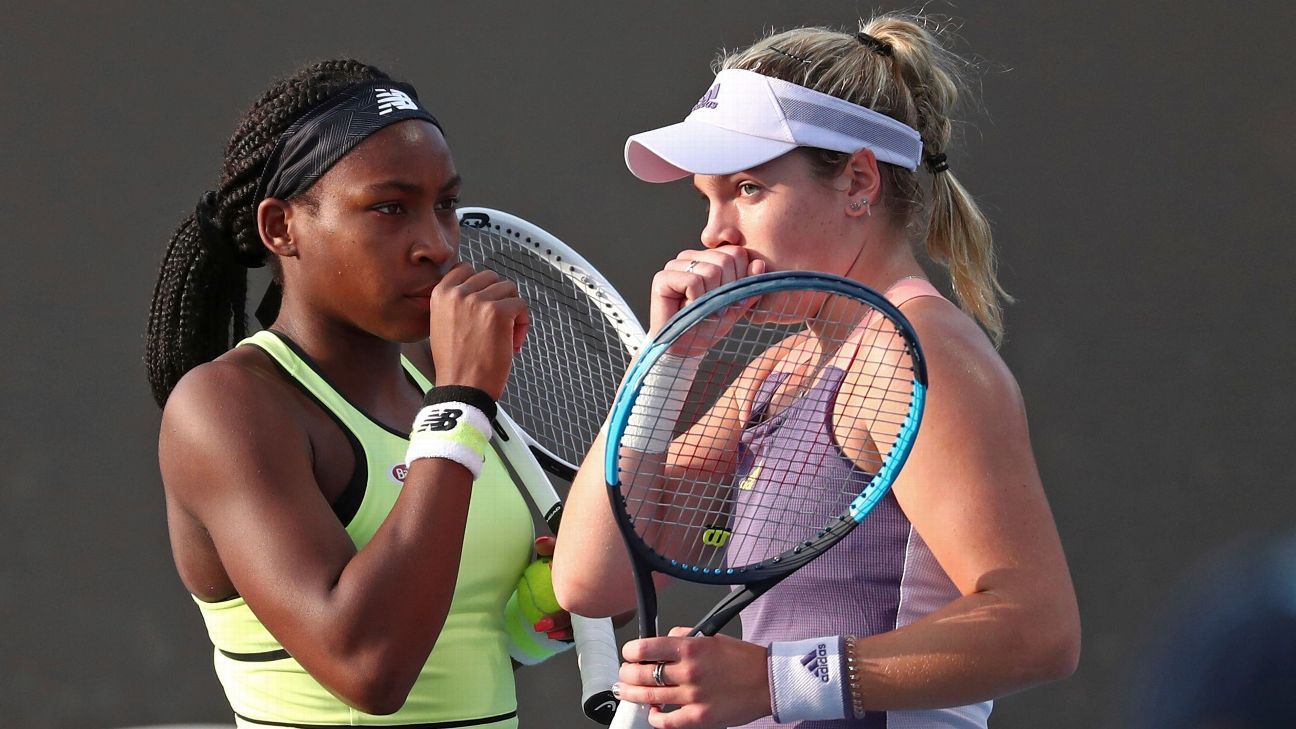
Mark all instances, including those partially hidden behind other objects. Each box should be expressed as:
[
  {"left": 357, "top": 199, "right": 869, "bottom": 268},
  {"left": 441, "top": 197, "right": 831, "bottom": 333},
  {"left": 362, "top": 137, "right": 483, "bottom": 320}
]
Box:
[
  {"left": 162, "top": 363, "right": 475, "bottom": 714},
  {"left": 552, "top": 375, "right": 749, "bottom": 618},
  {"left": 844, "top": 297, "right": 1080, "bottom": 707},
  {"left": 162, "top": 264, "right": 530, "bottom": 714}
]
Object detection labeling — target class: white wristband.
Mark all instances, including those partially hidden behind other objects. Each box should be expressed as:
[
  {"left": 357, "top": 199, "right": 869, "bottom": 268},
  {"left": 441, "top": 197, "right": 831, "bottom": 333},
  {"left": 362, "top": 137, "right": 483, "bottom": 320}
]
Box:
[
  {"left": 405, "top": 402, "right": 491, "bottom": 480},
  {"left": 768, "top": 636, "right": 848, "bottom": 723},
  {"left": 622, "top": 353, "right": 701, "bottom": 453}
]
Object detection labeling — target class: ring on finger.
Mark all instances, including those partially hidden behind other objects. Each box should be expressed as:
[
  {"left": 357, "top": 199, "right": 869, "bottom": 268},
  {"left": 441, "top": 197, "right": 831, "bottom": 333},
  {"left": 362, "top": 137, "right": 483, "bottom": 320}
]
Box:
[
  {"left": 652, "top": 661, "right": 669, "bottom": 687},
  {"left": 684, "top": 260, "right": 699, "bottom": 273}
]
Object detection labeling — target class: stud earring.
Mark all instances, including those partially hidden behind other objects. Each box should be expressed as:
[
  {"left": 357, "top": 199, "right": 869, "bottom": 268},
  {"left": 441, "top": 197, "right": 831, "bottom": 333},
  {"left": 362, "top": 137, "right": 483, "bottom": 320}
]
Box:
[{"left": 849, "top": 199, "right": 871, "bottom": 217}]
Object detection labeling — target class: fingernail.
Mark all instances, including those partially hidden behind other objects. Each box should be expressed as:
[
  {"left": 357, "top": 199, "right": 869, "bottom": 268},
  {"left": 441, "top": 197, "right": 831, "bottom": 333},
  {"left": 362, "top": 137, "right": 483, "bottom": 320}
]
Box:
[
  {"left": 535, "top": 535, "right": 555, "bottom": 547},
  {"left": 534, "top": 617, "right": 555, "bottom": 632},
  {"left": 547, "top": 629, "right": 572, "bottom": 640},
  {"left": 611, "top": 683, "right": 622, "bottom": 699}
]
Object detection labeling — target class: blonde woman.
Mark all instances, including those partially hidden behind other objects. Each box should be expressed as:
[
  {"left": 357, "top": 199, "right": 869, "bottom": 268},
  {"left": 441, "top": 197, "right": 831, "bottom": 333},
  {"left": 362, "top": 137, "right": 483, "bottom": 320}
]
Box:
[{"left": 554, "top": 15, "right": 1079, "bottom": 729}]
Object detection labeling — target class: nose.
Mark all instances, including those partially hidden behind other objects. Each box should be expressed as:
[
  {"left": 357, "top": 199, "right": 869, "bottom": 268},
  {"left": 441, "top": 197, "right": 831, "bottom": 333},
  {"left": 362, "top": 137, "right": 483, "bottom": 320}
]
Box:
[
  {"left": 700, "top": 203, "right": 742, "bottom": 250},
  {"left": 413, "top": 214, "right": 458, "bottom": 271}
]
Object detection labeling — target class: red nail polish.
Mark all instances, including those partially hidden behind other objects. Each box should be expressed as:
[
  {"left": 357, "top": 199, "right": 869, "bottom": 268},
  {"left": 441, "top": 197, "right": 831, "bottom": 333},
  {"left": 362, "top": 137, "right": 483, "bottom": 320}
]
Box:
[{"left": 534, "top": 617, "right": 555, "bottom": 632}]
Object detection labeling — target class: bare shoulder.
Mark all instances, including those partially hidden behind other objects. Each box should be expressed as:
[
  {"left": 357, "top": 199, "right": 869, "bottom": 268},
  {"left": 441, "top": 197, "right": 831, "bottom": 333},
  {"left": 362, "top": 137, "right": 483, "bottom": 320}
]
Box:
[
  {"left": 900, "top": 296, "right": 1024, "bottom": 415},
  {"left": 159, "top": 347, "right": 309, "bottom": 509}
]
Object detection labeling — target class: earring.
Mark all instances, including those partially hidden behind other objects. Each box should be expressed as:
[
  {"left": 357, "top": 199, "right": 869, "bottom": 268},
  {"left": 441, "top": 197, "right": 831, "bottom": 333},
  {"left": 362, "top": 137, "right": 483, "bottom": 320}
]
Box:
[{"left": 849, "top": 199, "right": 872, "bottom": 217}]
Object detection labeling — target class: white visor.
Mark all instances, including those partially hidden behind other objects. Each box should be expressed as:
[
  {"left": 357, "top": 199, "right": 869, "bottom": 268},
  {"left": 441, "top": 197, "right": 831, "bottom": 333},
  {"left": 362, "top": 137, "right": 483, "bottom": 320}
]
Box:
[{"left": 625, "top": 68, "right": 923, "bottom": 183}]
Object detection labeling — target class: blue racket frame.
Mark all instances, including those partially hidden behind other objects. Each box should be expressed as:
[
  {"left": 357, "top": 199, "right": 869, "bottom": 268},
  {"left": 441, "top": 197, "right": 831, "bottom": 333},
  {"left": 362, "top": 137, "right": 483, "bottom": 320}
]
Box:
[{"left": 604, "top": 271, "right": 928, "bottom": 589}]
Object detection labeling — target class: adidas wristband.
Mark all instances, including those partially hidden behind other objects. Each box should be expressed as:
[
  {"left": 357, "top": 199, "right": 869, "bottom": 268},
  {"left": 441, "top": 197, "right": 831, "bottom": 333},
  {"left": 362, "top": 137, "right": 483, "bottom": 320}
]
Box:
[
  {"left": 622, "top": 353, "right": 701, "bottom": 453},
  {"left": 503, "top": 589, "right": 574, "bottom": 665},
  {"left": 406, "top": 400, "right": 492, "bottom": 480},
  {"left": 768, "top": 636, "right": 849, "bottom": 723}
]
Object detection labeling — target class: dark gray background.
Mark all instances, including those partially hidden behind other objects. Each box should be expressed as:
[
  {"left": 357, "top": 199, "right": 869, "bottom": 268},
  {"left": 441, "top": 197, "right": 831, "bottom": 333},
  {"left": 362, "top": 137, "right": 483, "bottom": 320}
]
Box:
[{"left": 3, "top": 1, "right": 1293, "bottom": 727}]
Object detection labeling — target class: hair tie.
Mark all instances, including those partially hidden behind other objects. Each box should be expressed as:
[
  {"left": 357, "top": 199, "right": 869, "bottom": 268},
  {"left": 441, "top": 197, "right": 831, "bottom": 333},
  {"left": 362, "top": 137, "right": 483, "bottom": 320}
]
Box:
[
  {"left": 194, "top": 190, "right": 226, "bottom": 244},
  {"left": 855, "top": 32, "right": 893, "bottom": 57},
  {"left": 195, "top": 190, "right": 268, "bottom": 268},
  {"left": 924, "top": 152, "right": 949, "bottom": 174}
]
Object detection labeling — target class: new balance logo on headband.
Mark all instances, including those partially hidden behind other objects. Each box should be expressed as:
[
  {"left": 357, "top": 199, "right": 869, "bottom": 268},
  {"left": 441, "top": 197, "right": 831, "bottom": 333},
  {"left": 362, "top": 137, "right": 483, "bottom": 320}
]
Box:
[
  {"left": 376, "top": 88, "right": 419, "bottom": 115},
  {"left": 691, "top": 83, "right": 720, "bottom": 112},
  {"left": 800, "top": 644, "right": 831, "bottom": 683}
]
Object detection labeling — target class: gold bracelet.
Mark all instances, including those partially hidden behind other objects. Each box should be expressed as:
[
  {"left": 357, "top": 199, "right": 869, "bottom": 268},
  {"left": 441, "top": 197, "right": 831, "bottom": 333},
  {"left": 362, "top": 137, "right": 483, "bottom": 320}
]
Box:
[{"left": 844, "top": 634, "right": 865, "bottom": 719}]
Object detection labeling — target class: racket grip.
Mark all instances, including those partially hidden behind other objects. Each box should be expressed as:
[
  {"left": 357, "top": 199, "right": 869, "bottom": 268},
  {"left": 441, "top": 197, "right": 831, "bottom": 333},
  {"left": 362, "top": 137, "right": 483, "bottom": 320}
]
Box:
[
  {"left": 572, "top": 614, "right": 621, "bottom": 724},
  {"left": 609, "top": 698, "right": 654, "bottom": 729}
]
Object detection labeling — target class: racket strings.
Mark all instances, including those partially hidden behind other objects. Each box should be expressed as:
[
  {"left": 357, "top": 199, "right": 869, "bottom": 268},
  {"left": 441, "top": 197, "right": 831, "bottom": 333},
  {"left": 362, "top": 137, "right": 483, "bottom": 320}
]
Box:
[
  {"left": 459, "top": 227, "right": 634, "bottom": 466},
  {"left": 617, "top": 289, "right": 919, "bottom": 574}
]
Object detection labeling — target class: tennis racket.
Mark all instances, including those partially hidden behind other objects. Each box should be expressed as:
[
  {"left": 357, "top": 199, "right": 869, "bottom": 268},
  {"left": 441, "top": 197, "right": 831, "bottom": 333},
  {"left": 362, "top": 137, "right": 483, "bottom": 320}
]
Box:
[
  {"left": 457, "top": 207, "right": 647, "bottom": 724},
  {"left": 491, "top": 408, "right": 622, "bottom": 723},
  {"left": 603, "top": 271, "right": 928, "bottom": 729}
]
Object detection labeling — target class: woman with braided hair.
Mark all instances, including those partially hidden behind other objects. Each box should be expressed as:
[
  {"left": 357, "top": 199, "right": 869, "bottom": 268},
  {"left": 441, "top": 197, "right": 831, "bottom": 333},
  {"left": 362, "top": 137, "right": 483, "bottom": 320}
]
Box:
[
  {"left": 554, "top": 13, "right": 1079, "bottom": 729},
  {"left": 147, "top": 59, "right": 571, "bottom": 728}
]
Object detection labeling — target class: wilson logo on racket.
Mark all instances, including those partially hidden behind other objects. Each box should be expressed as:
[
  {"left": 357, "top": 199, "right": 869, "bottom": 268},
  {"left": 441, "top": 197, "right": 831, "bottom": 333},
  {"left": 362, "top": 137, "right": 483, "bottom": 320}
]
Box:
[
  {"left": 375, "top": 88, "right": 418, "bottom": 115},
  {"left": 415, "top": 408, "right": 462, "bottom": 432},
  {"left": 800, "top": 644, "right": 831, "bottom": 683},
  {"left": 701, "top": 526, "right": 732, "bottom": 548},
  {"left": 692, "top": 83, "right": 720, "bottom": 111}
]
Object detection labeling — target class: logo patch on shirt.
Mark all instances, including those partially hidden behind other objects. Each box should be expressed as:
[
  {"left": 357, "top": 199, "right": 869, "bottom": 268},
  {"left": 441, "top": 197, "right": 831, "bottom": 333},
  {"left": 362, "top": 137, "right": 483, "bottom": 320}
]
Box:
[
  {"left": 738, "top": 462, "right": 763, "bottom": 491},
  {"left": 390, "top": 462, "right": 409, "bottom": 485}
]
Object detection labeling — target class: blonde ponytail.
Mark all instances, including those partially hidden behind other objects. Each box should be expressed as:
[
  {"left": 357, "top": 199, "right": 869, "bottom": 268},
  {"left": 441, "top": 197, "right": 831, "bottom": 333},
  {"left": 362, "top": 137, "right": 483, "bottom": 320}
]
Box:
[{"left": 926, "top": 168, "right": 1010, "bottom": 344}]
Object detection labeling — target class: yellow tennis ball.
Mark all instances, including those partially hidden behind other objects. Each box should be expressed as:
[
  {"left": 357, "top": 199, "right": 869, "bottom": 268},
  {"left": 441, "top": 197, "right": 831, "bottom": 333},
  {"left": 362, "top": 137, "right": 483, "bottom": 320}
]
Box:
[{"left": 517, "top": 556, "right": 562, "bottom": 626}]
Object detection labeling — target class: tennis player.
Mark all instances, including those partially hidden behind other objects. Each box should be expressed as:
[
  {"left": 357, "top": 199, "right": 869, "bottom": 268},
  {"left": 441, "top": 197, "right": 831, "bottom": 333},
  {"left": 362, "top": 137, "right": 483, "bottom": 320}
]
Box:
[
  {"left": 554, "top": 15, "right": 1080, "bottom": 728},
  {"left": 146, "top": 59, "right": 573, "bottom": 728}
]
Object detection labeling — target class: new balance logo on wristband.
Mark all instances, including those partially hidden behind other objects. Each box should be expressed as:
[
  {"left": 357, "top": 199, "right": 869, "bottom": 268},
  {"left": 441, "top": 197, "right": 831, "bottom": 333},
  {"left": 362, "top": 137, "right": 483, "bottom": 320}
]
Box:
[
  {"left": 416, "top": 407, "right": 463, "bottom": 432},
  {"left": 376, "top": 88, "right": 418, "bottom": 115},
  {"left": 800, "top": 644, "right": 831, "bottom": 683}
]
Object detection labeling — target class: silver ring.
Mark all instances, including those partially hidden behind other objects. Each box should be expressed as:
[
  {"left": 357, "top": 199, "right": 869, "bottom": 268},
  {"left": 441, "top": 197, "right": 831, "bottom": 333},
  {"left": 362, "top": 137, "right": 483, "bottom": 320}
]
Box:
[
  {"left": 684, "top": 260, "right": 699, "bottom": 273},
  {"left": 652, "top": 661, "right": 668, "bottom": 687}
]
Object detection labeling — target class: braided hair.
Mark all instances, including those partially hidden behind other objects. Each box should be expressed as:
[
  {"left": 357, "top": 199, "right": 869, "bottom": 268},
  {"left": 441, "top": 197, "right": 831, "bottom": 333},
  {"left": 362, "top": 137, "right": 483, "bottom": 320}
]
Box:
[{"left": 145, "top": 59, "right": 391, "bottom": 407}]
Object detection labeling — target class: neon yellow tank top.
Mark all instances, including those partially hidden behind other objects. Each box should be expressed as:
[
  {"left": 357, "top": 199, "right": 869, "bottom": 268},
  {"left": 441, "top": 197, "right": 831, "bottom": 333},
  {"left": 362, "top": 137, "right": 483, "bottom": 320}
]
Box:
[{"left": 194, "top": 330, "right": 534, "bottom": 728}]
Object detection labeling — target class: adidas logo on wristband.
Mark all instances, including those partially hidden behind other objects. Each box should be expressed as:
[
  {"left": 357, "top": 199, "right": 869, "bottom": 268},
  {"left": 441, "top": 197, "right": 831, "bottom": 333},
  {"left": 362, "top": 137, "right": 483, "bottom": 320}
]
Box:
[
  {"left": 770, "top": 636, "right": 847, "bottom": 722},
  {"left": 800, "top": 644, "right": 832, "bottom": 683}
]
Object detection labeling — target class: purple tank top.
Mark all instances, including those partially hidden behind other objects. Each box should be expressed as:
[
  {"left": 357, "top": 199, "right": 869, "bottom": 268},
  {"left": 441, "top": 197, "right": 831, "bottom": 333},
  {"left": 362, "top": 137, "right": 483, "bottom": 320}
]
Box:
[{"left": 731, "top": 280, "right": 991, "bottom": 729}]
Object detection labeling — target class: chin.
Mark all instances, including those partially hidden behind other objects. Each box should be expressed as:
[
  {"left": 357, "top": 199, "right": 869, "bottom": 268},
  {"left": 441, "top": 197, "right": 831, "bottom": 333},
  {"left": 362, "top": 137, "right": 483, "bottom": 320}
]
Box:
[
  {"left": 367, "top": 313, "right": 429, "bottom": 344},
  {"left": 388, "top": 323, "right": 431, "bottom": 344}
]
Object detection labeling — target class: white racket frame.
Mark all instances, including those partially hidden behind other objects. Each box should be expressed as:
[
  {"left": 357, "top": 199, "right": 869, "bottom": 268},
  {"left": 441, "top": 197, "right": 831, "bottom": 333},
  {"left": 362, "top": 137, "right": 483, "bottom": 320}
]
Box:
[{"left": 492, "top": 407, "right": 623, "bottom": 723}]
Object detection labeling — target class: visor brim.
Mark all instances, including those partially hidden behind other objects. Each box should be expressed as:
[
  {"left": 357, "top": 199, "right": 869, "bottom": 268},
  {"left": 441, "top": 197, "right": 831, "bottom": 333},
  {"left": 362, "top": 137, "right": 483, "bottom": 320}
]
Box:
[{"left": 625, "top": 120, "right": 797, "bottom": 183}]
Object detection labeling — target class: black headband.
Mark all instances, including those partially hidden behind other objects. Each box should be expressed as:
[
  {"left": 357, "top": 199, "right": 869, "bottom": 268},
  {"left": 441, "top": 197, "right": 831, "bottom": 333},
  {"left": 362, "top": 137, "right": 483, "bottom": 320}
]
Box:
[{"left": 254, "top": 80, "right": 442, "bottom": 203}]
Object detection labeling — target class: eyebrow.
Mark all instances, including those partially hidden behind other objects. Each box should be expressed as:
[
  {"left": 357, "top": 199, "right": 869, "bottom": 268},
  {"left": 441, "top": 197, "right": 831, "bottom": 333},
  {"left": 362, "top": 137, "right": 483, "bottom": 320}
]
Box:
[{"left": 365, "top": 174, "right": 463, "bottom": 195}]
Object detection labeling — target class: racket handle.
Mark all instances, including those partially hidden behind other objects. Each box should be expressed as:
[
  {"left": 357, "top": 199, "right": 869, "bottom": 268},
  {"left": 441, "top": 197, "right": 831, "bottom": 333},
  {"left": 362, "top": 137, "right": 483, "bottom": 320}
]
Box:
[
  {"left": 609, "top": 698, "right": 654, "bottom": 729},
  {"left": 572, "top": 613, "right": 622, "bottom": 724}
]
